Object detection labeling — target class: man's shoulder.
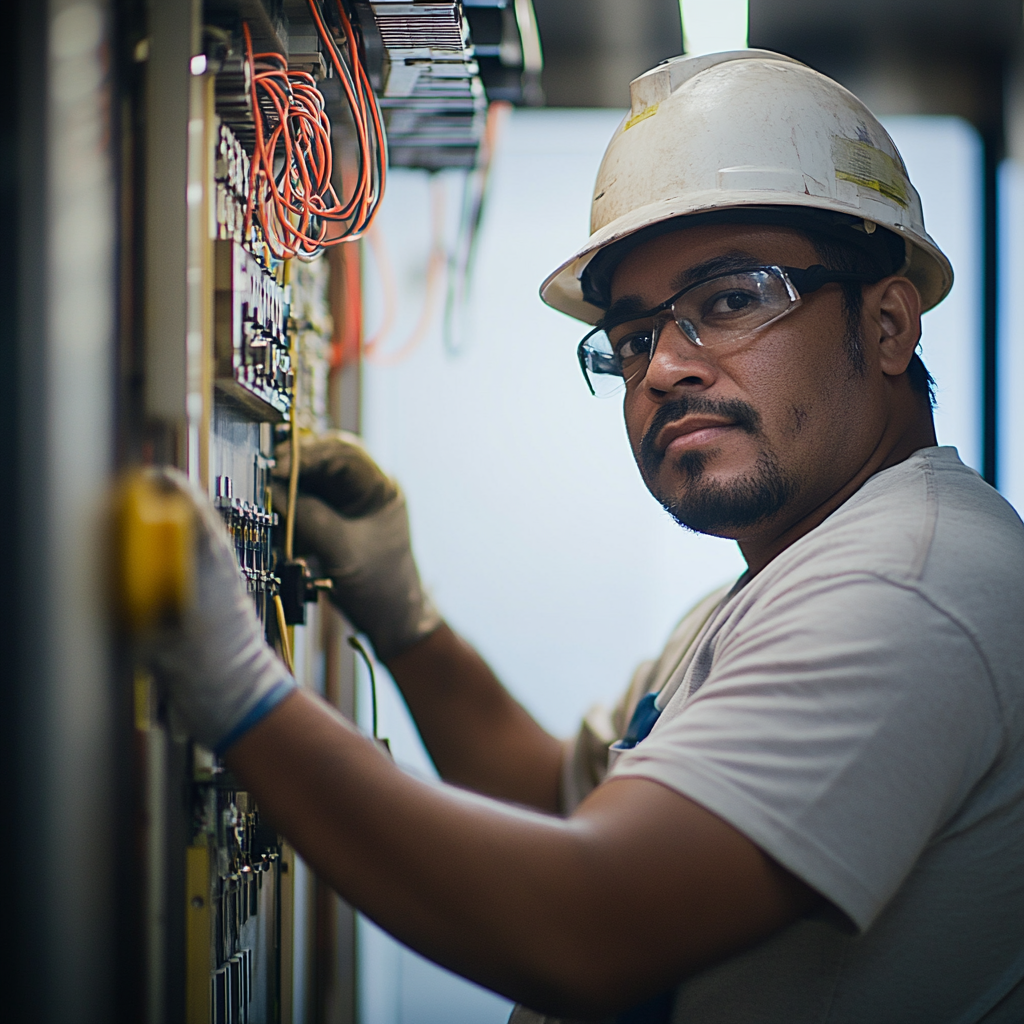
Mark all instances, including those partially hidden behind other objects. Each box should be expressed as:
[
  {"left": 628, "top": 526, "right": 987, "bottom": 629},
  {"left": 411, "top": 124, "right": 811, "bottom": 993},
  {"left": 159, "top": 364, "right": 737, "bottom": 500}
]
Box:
[
  {"left": 783, "top": 446, "right": 1024, "bottom": 590},
  {"left": 733, "top": 447, "right": 1024, "bottom": 696}
]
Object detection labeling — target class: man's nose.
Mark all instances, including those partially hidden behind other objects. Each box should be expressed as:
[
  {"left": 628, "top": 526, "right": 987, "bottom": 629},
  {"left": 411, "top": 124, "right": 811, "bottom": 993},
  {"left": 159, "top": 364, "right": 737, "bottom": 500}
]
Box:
[{"left": 641, "top": 318, "right": 718, "bottom": 396}]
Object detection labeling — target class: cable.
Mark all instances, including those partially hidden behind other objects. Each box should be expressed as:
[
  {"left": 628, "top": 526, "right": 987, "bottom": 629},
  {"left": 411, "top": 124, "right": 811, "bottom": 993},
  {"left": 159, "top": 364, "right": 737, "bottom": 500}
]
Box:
[
  {"left": 241, "top": 2, "right": 387, "bottom": 260},
  {"left": 275, "top": 257, "right": 299, "bottom": 667},
  {"left": 285, "top": 307, "right": 300, "bottom": 563},
  {"left": 273, "top": 594, "right": 295, "bottom": 674},
  {"left": 443, "top": 100, "right": 511, "bottom": 355},
  {"left": 348, "top": 635, "right": 380, "bottom": 740},
  {"left": 322, "top": 0, "right": 388, "bottom": 233},
  {"left": 363, "top": 174, "right": 447, "bottom": 366}
]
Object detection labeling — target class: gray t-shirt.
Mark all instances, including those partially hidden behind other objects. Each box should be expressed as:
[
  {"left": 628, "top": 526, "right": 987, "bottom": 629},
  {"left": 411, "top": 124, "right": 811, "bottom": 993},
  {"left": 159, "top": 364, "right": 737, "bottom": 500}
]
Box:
[{"left": 601, "top": 446, "right": 1024, "bottom": 1023}]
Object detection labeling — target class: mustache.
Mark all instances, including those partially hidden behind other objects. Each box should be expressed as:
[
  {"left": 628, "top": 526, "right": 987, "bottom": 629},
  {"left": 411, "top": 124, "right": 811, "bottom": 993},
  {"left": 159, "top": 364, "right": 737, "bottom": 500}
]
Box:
[{"left": 639, "top": 395, "right": 763, "bottom": 479}]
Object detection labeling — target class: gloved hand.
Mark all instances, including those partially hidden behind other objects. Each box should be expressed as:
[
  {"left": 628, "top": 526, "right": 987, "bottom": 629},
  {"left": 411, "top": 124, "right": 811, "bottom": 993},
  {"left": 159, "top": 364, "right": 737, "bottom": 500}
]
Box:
[
  {"left": 272, "top": 430, "right": 442, "bottom": 661},
  {"left": 147, "top": 468, "right": 296, "bottom": 753}
]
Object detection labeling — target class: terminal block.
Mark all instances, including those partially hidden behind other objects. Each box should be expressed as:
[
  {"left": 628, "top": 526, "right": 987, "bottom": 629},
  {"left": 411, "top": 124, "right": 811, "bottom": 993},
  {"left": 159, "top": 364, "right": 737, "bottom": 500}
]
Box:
[
  {"left": 192, "top": 776, "right": 282, "bottom": 1024},
  {"left": 214, "top": 122, "right": 250, "bottom": 248},
  {"left": 215, "top": 240, "right": 293, "bottom": 420},
  {"left": 214, "top": 117, "right": 269, "bottom": 257},
  {"left": 214, "top": 475, "right": 279, "bottom": 599}
]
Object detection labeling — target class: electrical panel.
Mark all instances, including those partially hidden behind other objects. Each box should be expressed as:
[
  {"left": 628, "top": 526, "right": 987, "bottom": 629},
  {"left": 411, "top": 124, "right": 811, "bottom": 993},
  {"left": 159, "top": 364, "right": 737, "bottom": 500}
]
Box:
[
  {"left": 126, "top": 0, "right": 539, "bottom": 1021},
  {"left": 186, "top": 3, "right": 368, "bottom": 1019}
]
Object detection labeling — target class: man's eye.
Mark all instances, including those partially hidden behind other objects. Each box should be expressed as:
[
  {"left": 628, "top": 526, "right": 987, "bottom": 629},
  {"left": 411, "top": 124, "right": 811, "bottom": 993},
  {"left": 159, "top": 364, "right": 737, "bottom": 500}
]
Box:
[
  {"left": 706, "top": 290, "right": 759, "bottom": 316},
  {"left": 614, "top": 331, "right": 653, "bottom": 361}
]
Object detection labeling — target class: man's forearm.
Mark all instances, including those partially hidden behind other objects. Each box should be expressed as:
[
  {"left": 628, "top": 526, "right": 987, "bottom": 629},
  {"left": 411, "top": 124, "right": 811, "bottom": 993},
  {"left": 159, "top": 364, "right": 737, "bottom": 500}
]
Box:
[
  {"left": 226, "top": 688, "right": 814, "bottom": 1017},
  {"left": 385, "top": 624, "right": 563, "bottom": 812}
]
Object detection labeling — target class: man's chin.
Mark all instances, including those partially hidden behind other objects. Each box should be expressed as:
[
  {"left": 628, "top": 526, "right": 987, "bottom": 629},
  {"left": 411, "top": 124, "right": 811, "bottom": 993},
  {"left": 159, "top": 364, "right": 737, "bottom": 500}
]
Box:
[{"left": 654, "top": 456, "right": 797, "bottom": 536}]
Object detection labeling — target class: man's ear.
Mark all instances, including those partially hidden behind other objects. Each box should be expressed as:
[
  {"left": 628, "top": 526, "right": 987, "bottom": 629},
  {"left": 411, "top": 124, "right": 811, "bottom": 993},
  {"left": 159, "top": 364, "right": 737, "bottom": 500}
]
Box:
[{"left": 869, "top": 277, "right": 923, "bottom": 378}]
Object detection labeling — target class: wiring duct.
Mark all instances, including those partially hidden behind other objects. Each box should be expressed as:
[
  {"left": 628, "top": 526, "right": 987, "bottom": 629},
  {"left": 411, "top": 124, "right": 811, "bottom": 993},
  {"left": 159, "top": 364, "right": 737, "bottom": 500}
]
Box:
[{"left": 242, "top": 0, "right": 387, "bottom": 260}]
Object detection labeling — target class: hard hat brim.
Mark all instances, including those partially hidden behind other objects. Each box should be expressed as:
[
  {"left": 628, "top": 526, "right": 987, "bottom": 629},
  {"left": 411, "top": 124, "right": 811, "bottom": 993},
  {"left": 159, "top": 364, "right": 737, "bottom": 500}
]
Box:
[{"left": 541, "top": 192, "right": 954, "bottom": 326}]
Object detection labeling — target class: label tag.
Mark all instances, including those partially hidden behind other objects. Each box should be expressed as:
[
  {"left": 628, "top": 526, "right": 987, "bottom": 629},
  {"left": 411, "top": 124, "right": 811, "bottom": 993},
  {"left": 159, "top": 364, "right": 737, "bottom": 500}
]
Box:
[{"left": 833, "top": 137, "right": 909, "bottom": 208}]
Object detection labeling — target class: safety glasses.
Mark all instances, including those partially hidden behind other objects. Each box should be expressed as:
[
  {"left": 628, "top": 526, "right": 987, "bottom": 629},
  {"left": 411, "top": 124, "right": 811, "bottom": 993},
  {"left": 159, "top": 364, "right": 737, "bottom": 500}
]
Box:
[{"left": 577, "top": 264, "right": 874, "bottom": 397}]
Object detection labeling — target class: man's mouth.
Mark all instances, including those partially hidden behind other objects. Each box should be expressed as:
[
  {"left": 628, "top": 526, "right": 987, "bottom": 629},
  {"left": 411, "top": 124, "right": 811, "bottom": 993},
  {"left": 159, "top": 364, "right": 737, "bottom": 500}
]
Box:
[
  {"left": 656, "top": 417, "right": 738, "bottom": 456},
  {"left": 638, "top": 396, "right": 763, "bottom": 480}
]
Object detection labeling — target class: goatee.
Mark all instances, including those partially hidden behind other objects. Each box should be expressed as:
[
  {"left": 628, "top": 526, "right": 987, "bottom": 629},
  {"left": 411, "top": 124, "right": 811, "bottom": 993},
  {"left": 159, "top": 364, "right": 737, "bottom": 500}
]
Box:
[{"left": 639, "top": 396, "right": 797, "bottom": 535}]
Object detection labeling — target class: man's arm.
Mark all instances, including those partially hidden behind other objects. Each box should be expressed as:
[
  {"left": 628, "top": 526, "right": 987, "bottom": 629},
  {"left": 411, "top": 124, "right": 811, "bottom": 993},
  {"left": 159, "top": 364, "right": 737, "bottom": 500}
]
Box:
[
  {"left": 386, "top": 625, "right": 563, "bottom": 812},
  {"left": 149, "top": 467, "right": 820, "bottom": 1016},
  {"left": 228, "top": 688, "right": 819, "bottom": 1018}
]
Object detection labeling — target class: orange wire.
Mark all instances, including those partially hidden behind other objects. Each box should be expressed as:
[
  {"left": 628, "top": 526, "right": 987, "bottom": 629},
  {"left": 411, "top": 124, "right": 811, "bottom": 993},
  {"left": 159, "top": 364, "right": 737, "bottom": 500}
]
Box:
[
  {"left": 364, "top": 176, "right": 446, "bottom": 366},
  {"left": 241, "top": 5, "right": 386, "bottom": 260},
  {"left": 361, "top": 225, "right": 397, "bottom": 356}
]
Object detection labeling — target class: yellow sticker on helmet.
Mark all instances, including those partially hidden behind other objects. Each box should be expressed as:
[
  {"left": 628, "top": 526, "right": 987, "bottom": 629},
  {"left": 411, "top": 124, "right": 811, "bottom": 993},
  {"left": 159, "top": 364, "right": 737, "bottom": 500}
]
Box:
[
  {"left": 833, "top": 137, "right": 909, "bottom": 208},
  {"left": 624, "top": 103, "right": 659, "bottom": 131}
]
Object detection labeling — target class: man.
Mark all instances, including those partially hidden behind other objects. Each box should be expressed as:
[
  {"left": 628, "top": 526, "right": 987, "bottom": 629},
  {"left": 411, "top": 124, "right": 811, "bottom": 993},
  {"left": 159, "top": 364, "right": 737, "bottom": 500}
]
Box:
[{"left": 154, "top": 51, "right": 1024, "bottom": 1022}]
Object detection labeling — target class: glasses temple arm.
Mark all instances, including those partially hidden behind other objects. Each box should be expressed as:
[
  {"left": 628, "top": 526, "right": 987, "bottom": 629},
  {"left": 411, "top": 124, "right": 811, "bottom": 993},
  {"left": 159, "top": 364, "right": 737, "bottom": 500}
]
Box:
[
  {"left": 784, "top": 264, "right": 878, "bottom": 293},
  {"left": 577, "top": 336, "right": 598, "bottom": 396}
]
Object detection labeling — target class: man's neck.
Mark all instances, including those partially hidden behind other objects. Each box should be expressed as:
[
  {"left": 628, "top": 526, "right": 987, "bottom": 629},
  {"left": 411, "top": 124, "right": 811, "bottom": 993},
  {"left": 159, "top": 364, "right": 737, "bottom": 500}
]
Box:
[{"left": 739, "top": 404, "right": 938, "bottom": 577}]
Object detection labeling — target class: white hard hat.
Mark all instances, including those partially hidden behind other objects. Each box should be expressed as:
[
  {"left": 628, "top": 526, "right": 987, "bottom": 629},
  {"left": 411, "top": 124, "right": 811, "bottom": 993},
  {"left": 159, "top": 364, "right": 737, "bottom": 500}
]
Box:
[{"left": 540, "top": 50, "right": 953, "bottom": 324}]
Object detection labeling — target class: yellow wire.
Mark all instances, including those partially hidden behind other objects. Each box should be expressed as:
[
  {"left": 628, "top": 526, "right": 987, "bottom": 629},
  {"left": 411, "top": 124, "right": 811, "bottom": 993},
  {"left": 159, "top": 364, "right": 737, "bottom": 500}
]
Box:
[{"left": 273, "top": 593, "right": 294, "bottom": 675}]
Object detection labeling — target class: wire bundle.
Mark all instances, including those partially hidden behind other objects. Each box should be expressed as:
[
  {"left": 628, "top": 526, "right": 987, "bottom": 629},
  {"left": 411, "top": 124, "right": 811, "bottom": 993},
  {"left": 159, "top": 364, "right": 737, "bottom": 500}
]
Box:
[{"left": 242, "top": 0, "right": 386, "bottom": 260}]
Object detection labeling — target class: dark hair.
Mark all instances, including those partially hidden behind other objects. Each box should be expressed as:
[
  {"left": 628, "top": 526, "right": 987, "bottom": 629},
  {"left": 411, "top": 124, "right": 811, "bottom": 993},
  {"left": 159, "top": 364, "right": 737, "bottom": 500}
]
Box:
[{"left": 805, "top": 229, "right": 936, "bottom": 408}]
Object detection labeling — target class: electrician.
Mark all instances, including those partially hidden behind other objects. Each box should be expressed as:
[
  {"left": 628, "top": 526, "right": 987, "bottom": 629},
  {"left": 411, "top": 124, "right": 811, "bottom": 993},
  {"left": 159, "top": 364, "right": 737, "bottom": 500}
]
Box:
[{"left": 153, "top": 51, "right": 1024, "bottom": 1023}]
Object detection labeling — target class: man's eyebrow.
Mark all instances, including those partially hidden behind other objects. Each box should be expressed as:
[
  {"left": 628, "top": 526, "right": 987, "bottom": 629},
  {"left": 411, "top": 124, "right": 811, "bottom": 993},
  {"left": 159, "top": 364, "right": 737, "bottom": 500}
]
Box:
[
  {"left": 601, "top": 251, "right": 770, "bottom": 327},
  {"left": 669, "top": 251, "right": 766, "bottom": 292},
  {"left": 599, "top": 294, "right": 651, "bottom": 328}
]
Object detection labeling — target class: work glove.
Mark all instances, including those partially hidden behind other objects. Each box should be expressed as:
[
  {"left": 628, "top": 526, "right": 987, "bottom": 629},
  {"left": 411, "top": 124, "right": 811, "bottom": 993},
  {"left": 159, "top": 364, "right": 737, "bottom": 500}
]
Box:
[
  {"left": 147, "top": 469, "right": 297, "bottom": 753},
  {"left": 272, "top": 430, "right": 442, "bottom": 661}
]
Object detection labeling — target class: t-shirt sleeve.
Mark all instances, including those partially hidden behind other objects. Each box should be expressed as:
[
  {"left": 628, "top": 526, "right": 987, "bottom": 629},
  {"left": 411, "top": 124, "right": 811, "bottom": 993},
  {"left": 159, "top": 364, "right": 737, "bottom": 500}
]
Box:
[
  {"left": 560, "top": 585, "right": 735, "bottom": 815},
  {"left": 560, "top": 658, "right": 656, "bottom": 815},
  {"left": 607, "top": 573, "right": 1002, "bottom": 931}
]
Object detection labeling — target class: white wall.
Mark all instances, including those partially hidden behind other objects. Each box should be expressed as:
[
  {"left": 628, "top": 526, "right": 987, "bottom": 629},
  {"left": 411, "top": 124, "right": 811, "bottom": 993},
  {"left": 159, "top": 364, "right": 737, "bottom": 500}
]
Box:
[
  {"left": 354, "top": 109, "right": 986, "bottom": 1023},
  {"left": 882, "top": 117, "right": 984, "bottom": 472}
]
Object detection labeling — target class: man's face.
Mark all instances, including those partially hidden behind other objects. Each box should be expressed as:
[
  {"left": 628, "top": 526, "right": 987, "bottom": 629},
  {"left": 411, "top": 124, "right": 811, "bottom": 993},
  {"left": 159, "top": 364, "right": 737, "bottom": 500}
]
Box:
[{"left": 610, "top": 224, "right": 889, "bottom": 542}]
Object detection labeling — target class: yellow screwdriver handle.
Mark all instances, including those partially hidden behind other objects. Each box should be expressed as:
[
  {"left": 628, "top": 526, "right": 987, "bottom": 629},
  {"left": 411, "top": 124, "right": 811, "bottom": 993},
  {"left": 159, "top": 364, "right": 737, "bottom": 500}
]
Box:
[{"left": 115, "top": 470, "right": 195, "bottom": 633}]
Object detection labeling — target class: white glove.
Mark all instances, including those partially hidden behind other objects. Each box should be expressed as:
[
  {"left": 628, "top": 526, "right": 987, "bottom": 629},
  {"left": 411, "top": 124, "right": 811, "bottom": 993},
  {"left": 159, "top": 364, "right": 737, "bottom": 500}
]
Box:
[
  {"left": 148, "top": 469, "right": 296, "bottom": 753},
  {"left": 273, "top": 431, "right": 442, "bottom": 661}
]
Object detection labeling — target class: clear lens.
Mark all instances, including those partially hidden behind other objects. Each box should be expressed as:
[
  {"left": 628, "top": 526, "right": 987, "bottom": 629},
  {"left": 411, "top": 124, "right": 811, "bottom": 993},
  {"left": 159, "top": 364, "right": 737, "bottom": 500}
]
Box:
[
  {"left": 578, "top": 267, "right": 800, "bottom": 397},
  {"left": 581, "top": 333, "right": 627, "bottom": 398},
  {"left": 590, "top": 374, "right": 626, "bottom": 399},
  {"left": 672, "top": 269, "right": 792, "bottom": 344}
]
